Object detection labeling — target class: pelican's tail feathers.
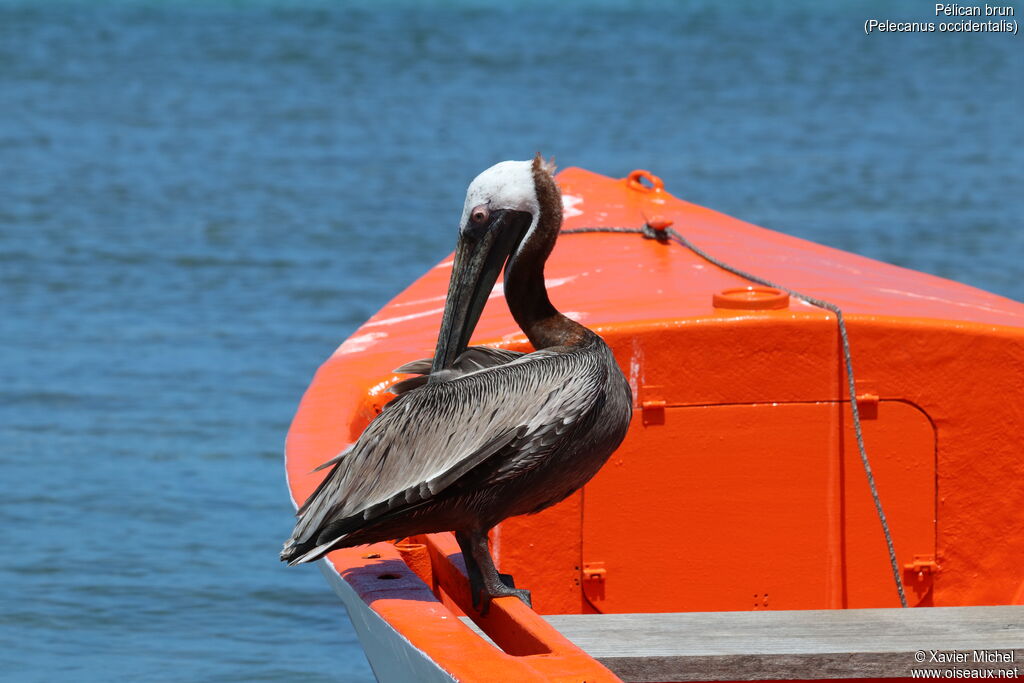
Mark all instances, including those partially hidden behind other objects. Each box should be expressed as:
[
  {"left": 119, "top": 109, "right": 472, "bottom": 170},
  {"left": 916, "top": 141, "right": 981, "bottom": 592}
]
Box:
[
  {"left": 283, "top": 424, "right": 526, "bottom": 567},
  {"left": 280, "top": 534, "right": 347, "bottom": 566}
]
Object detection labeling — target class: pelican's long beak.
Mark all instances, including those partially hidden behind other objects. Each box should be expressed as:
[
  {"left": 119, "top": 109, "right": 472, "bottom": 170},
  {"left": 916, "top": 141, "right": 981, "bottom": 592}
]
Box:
[{"left": 431, "top": 210, "right": 531, "bottom": 375}]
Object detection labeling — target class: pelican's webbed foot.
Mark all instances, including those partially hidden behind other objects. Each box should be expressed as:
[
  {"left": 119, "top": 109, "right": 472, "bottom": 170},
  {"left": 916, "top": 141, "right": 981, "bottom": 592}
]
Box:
[
  {"left": 497, "top": 572, "right": 532, "bottom": 607},
  {"left": 456, "top": 530, "right": 533, "bottom": 615}
]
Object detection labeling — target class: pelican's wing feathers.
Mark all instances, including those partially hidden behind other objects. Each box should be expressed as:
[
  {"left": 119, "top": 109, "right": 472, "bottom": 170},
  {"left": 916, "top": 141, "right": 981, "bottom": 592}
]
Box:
[
  {"left": 286, "top": 347, "right": 604, "bottom": 557},
  {"left": 389, "top": 345, "right": 526, "bottom": 395}
]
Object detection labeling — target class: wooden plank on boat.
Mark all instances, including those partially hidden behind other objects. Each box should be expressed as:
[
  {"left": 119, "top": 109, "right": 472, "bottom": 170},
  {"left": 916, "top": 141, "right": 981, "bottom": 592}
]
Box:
[{"left": 465, "top": 606, "right": 1024, "bottom": 681}]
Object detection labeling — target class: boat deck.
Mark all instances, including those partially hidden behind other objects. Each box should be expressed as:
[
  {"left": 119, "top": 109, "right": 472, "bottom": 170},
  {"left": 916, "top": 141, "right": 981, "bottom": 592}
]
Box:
[{"left": 463, "top": 606, "right": 1024, "bottom": 681}]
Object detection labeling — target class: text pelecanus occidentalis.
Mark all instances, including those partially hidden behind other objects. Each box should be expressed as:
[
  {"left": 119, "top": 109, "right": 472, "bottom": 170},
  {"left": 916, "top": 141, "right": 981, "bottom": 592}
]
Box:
[{"left": 281, "top": 155, "right": 633, "bottom": 611}]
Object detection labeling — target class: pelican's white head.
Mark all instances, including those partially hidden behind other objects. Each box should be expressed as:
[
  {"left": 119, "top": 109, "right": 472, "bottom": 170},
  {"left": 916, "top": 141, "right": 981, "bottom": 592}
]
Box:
[
  {"left": 432, "top": 156, "right": 558, "bottom": 373},
  {"left": 460, "top": 160, "right": 539, "bottom": 231}
]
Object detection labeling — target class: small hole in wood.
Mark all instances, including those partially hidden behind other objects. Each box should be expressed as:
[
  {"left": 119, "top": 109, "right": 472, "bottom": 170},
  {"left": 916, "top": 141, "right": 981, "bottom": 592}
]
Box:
[{"left": 377, "top": 573, "right": 400, "bottom": 580}]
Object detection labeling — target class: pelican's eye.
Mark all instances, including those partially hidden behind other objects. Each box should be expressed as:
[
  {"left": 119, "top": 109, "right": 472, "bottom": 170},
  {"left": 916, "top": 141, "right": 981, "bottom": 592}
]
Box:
[{"left": 470, "top": 205, "right": 490, "bottom": 225}]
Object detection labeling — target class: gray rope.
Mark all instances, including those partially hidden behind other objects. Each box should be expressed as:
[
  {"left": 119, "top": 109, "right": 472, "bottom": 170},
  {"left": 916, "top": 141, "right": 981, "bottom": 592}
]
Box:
[{"left": 562, "top": 223, "right": 909, "bottom": 608}]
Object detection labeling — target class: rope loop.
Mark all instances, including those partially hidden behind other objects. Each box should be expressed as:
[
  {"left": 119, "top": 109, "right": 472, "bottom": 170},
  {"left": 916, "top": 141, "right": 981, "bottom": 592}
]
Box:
[{"left": 626, "top": 169, "right": 665, "bottom": 193}]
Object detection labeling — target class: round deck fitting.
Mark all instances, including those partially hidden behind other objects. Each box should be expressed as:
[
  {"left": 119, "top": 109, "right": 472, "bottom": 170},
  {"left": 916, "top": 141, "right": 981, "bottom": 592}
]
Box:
[{"left": 713, "top": 286, "right": 790, "bottom": 310}]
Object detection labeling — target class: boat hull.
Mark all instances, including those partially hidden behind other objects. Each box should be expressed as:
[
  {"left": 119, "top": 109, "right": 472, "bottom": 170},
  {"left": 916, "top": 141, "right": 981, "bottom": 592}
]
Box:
[{"left": 285, "top": 168, "right": 1024, "bottom": 680}]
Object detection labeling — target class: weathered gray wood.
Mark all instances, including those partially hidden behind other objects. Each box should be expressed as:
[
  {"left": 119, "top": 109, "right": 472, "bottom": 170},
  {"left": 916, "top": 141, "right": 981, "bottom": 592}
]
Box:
[
  {"left": 461, "top": 606, "right": 1023, "bottom": 681},
  {"left": 542, "top": 606, "right": 1024, "bottom": 681}
]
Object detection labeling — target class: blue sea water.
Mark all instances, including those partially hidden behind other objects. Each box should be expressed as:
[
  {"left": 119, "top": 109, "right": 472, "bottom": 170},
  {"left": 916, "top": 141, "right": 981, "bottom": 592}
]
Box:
[{"left": 0, "top": 1, "right": 1020, "bottom": 680}]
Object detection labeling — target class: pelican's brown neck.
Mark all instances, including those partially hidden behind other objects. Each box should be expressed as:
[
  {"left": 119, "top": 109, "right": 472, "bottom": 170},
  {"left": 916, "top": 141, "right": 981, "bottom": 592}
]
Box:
[{"left": 503, "top": 158, "right": 593, "bottom": 350}]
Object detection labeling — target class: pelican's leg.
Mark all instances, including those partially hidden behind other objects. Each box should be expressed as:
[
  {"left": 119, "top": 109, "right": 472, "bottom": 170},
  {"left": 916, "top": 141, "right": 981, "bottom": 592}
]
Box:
[
  {"left": 455, "top": 531, "right": 485, "bottom": 610},
  {"left": 458, "top": 529, "right": 532, "bottom": 614}
]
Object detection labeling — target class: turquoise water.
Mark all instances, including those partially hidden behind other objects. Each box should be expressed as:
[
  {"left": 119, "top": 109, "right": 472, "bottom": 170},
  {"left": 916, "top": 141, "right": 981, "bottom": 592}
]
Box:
[{"left": 1, "top": 1, "right": 1020, "bottom": 680}]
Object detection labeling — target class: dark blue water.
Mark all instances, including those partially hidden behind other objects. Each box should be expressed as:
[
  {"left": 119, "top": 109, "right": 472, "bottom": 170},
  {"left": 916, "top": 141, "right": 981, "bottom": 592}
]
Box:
[{"left": 1, "top": 1, "right": 1020, "bottom": 680}]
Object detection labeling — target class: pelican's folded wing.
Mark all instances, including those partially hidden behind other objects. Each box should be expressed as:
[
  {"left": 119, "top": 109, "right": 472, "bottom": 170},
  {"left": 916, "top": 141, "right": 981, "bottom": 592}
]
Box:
[{"left": 285, "top": 348, "right": 603, "bottom": 558}]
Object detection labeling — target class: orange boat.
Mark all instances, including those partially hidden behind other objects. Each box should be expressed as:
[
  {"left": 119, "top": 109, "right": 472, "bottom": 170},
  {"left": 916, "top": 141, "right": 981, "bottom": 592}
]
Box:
[{"left": 284, "top": 167, "right": 1024, "bottom": 682}]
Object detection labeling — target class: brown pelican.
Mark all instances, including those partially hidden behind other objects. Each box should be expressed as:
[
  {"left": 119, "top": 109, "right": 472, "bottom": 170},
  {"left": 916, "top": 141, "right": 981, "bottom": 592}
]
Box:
[{"left": 281, "top": 156, "right": 633, "bottom": 611}]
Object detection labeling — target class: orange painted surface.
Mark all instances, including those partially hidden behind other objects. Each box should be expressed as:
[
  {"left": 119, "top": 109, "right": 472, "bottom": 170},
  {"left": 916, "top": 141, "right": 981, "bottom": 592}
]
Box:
[
  {"left": 582, "top": 401, "right": 935, "bottom": 613},
  {"left": 322, "top": 539, "right": 618, "bottom": 682},
  {"left": 285, "top": 168, "right": 1024, "bottom": 679}
]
